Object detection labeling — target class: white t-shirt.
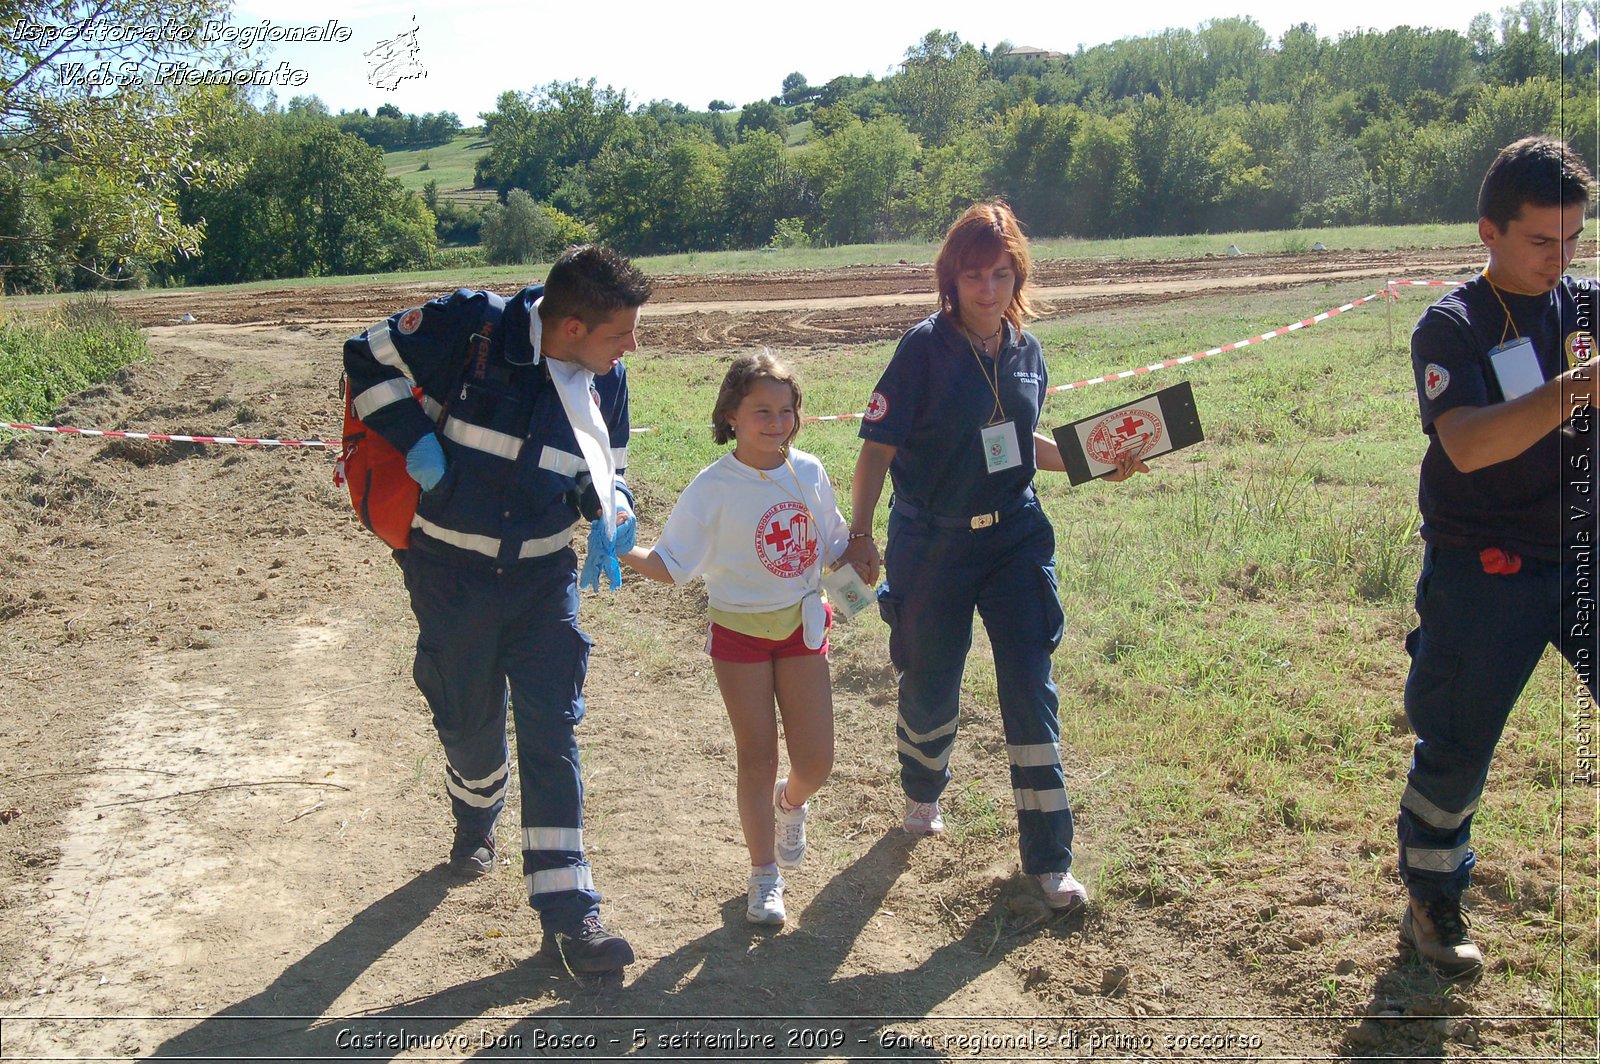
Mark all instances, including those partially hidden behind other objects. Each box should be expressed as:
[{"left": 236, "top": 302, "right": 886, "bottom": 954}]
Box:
[{"left": 655, "top": 448, "right": 850, "bottom": 613}]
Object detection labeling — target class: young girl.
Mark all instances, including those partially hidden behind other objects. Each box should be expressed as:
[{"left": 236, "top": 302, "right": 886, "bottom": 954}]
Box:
[{"left": 621, "top": 352, "right": 858, "bottom": 925}]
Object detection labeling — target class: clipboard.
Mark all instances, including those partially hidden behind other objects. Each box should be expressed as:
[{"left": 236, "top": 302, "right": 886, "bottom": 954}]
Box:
[{"left": 1053, "top": 381, "right": 1204, "bottom": 486}]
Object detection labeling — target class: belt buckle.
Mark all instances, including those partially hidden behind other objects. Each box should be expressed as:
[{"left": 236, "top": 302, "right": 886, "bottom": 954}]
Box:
[{"left": 970, "top": 512, "right": 996, "bottom": 530}]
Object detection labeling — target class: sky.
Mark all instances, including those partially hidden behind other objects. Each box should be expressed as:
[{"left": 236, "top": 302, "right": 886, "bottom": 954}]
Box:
[{"left": 225, "top": 0, "right": 1518, "bottom": 123}]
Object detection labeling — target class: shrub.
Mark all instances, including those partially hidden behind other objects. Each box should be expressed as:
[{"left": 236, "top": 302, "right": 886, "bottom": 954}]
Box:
[{"left": 0, "top": 298, "right": 146, "bottom": 423}]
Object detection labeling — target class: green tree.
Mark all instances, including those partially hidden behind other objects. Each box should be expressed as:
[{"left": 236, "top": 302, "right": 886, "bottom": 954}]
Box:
[
  {"left": 724, "top": 130, "right": 801, "bottom": 247},
  {"left": 2, "top": 1, "right": 245, "bottom": 284},
  {"left": 895, "top": 29, "right": 985, "bottom": 147},
  {"left": 179, "top": 113, "right": 435, "bottom": 283},
  {"left": 476, "top": 80, "right": 632, "bottom": 203},
  {"left": 986, "top": 101, "right": 1079, "bottom": 235},
  {"left": 482, "top": 189, "right": 558, "bottom": 265},
  {"left": 1128, "top": 94, "right": 1219, "bottom": 234},
  {"left": 1483, "top": 0, "right": 1565, "bottom": 84},
  {"left": 781, "top": 72, "right": 814, "bottom": 105},
  {"left": 1064, "top": 112, "right": 1135, "bottom": 236},
  {"left": 813, "top": 116, "right": 920, "bottom": 244},
  {"left": 0, "top": 164, "right": 59, "bottom": 292},
  {"left": 736, "top": 99, "right": 788, "bottom": 141},
  {"left": 914, "top": 129, "right": 987, "bottom": 236}
]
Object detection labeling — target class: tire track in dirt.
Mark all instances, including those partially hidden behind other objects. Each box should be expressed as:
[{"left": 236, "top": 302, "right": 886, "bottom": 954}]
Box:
[{"left": 4, "top": 622, "right": 367, "bottom": 1060}]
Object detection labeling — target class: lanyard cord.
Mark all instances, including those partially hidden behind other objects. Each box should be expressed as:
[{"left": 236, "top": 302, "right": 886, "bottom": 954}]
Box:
[
  {"left": 1482, "top": 269, "right": 1524, "bottom": 347},
  {"left": 963, "top": 327, "right": 1007, "bottom": 426}
]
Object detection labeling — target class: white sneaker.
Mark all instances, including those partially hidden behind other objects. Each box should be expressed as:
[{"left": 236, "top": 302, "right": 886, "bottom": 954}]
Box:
[
  {"left": 1038, "top": 870, "right": 1088, "bottom": 911},
  {"left": 903, "top": 797, "right": 945, "bottom": 836},
  {"left": 773, "top": 778, "right": 808, "bottom": 869},
  {"left": 746, "top": 869, "right": 786, "bottom": 925}
]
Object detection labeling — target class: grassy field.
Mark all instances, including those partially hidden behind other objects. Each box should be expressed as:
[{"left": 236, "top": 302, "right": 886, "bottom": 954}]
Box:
[
  {"left": 610, "top": 279, "right": 1597, "bottom": 1024},
  {"left": 384, "top": 132, "right": 494, "bottom": 202},
  {"left": 34, "top": 222, "right": 1485, "bottom": 308}
]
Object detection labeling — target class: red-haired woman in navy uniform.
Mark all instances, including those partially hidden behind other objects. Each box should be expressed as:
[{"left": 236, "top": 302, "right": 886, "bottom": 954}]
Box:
[{"left": 839, "top": 201, "right": 1144, "bottom": 911}]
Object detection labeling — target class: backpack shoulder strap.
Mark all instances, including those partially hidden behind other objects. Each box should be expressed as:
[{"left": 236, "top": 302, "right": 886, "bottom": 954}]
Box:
[{"left": 435, "top": 293, "right": 509, "bottom": 429}]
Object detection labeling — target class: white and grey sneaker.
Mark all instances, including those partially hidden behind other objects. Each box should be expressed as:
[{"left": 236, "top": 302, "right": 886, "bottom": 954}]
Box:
[
  {"left": 903, "top": 797, "right": 945, "bottom": 836},
  {"left": 773, "top": 778, "right": 808, "bottom": 869},
  {"left": 746, "top": 868, "right": 786, "bottom": 925},
  {"left": 1037, "top": 870, "right": 1089, "bottom": 911}
]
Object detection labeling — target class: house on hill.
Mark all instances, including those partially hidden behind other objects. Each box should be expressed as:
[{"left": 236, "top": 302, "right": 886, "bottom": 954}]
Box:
[{"left": 1005, "top": 44, "right": 1068, "bottom": 61}]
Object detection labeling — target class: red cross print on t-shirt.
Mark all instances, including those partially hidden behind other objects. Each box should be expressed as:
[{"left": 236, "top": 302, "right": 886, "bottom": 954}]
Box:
[
  {"left": 1425, "top": 367, "right": 1443, "bottom": 393},
  {"left": 755, "top": 501, "right": 815, "bottom": 577}
]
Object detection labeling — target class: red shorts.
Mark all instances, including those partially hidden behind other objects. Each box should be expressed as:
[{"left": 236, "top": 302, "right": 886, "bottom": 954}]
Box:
[{"left": 705, "top": 604, "right": 832, "bottom": 663}]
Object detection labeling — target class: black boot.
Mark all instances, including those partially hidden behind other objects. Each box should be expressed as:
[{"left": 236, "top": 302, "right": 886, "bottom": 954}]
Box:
[
  {"left": 448, "top": 828, "right": 496, "bottom": 878},
  {"left": 540, "top": 914, "right": 635, "bottom": 975}
]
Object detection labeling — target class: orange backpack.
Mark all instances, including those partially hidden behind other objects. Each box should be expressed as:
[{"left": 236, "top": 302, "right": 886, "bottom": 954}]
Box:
[{"left": 335, "top": 300, "right": 502, "bottom": 549}]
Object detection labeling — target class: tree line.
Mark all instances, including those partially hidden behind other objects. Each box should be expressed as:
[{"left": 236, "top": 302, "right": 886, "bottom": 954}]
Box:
[
  {"left": 470, "top": 8, "right": 1595, "bottom": 255},
  {"left": 1, "top": 1, "right": 1596, "bottom": 292}
]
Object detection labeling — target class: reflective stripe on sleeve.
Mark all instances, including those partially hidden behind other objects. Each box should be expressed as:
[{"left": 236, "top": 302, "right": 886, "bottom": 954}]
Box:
[
  {"left": 421, "top": 395, "right": 444, "bottom": 421},
  {"left": 1013, "top": 786, "right": 1071, "bottom": 814},
  {"left": 523, "top": 827, "right": 584, "bottom": 852},
  {"left": 1007, "top": 742, "right": 1062, "bottom": 769},
  {"left": 367, "top": 323, "right": 404, "bottom": 369},
  {"left": 538, "top": 446, "right": 585, "bottom": 477},
  {"left": 527, "top": 865, "right": 596, "bottom": 897},
  {"left": 444, "top": 416, "right": 523, "bottom": 461},
  {"left": 353, "top": 377, "right": 415, "bottom": 419}
]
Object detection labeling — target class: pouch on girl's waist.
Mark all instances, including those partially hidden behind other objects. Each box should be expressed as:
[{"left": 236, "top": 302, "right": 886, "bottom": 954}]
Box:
[{"left": 801, "top": 590, "right": 828, "bottom": 650}]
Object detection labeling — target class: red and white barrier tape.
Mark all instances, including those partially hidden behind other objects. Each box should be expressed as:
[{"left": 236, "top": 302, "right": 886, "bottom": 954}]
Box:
[
  {"left": 1045, "top": 289, "right": 1389, "bottom": 394},
  {"left": 1, "top": 423, "right": 337, "bottom": 447},
  {"left": 2, "top": 281, "right": 1455, "bottom": 444}
]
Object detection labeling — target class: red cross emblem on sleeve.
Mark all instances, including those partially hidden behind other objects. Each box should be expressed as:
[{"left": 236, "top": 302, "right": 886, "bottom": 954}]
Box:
[{"left": 1423, "top": 363, "right": 1450, "bottom": 400}]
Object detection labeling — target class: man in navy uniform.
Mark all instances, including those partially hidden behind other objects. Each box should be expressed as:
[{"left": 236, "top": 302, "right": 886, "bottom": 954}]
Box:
[
  {"left": 344, "top": 245, "right": 650, "bottom": 976},
  {"left": 1399, "top": 136, "right": 1596, "bottom": 978}
]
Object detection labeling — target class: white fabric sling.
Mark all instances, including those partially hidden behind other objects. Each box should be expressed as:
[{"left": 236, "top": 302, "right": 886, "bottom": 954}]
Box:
[{"left": 530, "top": 301, "right": 619, "bottom": 542}]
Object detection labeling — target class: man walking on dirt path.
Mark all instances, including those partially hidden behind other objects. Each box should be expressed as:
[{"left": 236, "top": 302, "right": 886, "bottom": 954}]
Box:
[
  {"left": 343, "top": 245, "right": 650, "bottom": 977},
  {"left": 1396, "top": 136, "right": 1596, "bottom": 979}
]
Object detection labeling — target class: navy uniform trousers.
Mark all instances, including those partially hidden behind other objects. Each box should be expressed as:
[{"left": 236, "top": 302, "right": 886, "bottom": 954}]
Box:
[
  {"left": 1400, "top": 543, "right": 1596, "bottom": 900},
  {"left": 402, "top": 544, "right": 599, "bottom": 930},
  {"left": 879, "top": 497, "right": 1074, "bottom": 874}
]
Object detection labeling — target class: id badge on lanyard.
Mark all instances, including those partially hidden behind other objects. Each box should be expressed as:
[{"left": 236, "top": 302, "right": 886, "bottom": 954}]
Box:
[
  {"left": 1487, "top": 336, "right": 1544, "bottom": 401},
  {"left": 981, "top": 420, "right": 1022, "bottom": 473}
]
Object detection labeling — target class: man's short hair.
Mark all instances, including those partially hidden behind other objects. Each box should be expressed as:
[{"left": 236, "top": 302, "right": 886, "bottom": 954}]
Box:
[
  {"left": 539, "top": 244, "right": 652, "bottom": 327},
  {"left": 1478, "top": 136, "right": 1594, "bottom": 230}
]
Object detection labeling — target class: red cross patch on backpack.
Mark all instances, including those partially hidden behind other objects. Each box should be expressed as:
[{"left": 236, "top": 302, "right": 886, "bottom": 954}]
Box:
[{"left": 335, "top": 299, "right": 503, "bottom": 549}]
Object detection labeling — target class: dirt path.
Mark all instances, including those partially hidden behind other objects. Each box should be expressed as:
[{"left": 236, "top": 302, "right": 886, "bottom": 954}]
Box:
[{"left": 0, "top": 248, "right": 1581, "bottom": 1062}]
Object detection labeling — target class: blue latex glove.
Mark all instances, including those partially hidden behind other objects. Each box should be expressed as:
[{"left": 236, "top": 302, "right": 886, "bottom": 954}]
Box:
[
  {"left": 580, "top": 519, "right": 623, "bottom": 592},
  {"left": 405, "top": 433, "right": 446, "bottom": 491},
  {"left": 614, "top": 494, "right": 637, "bottom": 556}
]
